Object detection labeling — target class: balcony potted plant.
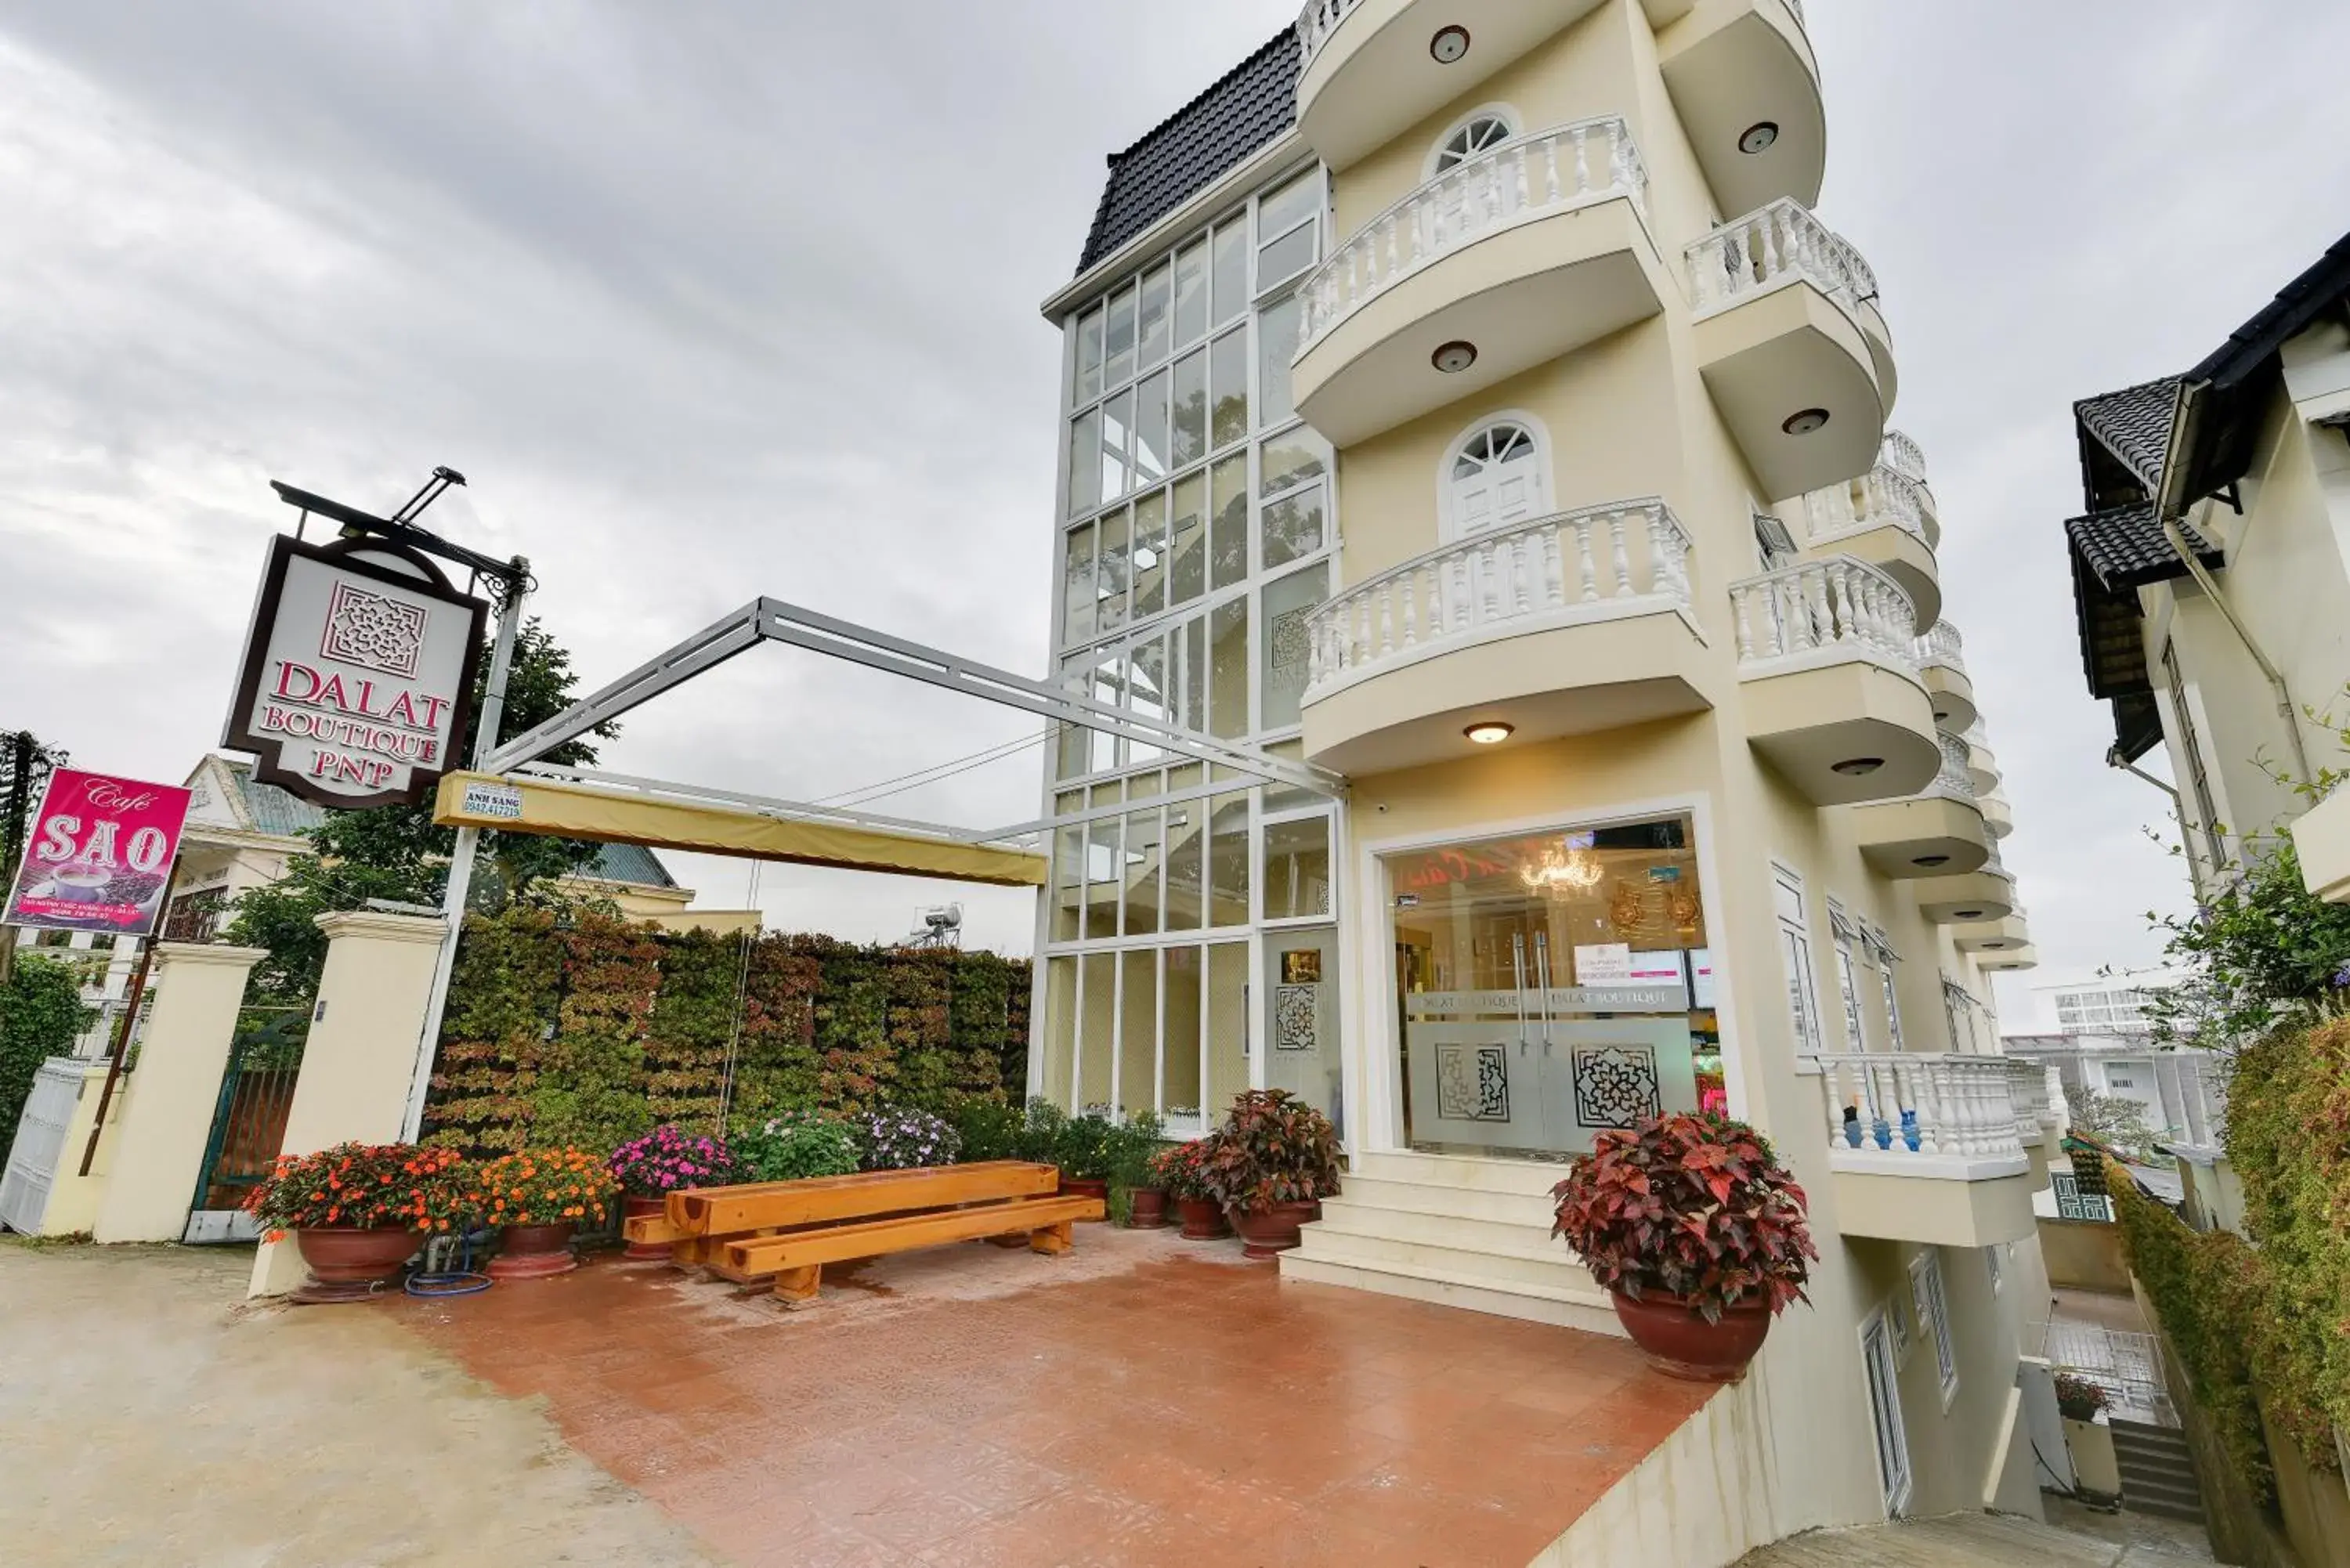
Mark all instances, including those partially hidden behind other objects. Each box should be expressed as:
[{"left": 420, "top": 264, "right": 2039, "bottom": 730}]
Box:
[
  {"left": 472, "top": 1147, "right": 619, "bottom": 1281},
  {"left": 1052, "top": 1109, "right": 1120, "bottom": 1209},
  {"left": 1198, "top": 1089, "right": 1342, "bottom": 1259},
  {"left": 1154, "top": 1138, "right": 1227, "bottom": 1240},
  {"left": 243, "top": 1140, "right": 468, "bottom": 1303},
  {"left": 608, "top": 1125, "right": 738, "bottom": 1261},
  {"left": 1550, "top": 1111, "right": 1817, "bottom": 1382},
  {"left": 2053, "top": 1371, "right": 2110, "bottom": 1423}
]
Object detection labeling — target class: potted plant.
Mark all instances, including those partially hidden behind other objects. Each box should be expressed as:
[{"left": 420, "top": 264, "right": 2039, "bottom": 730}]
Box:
[
  {"left": 2053, "top": 1371, "right": 2111, "bottom": 1423},
  {"left": 1052, "top": 1109, "right": 1120, "bottom": 1208},
  {"left": 949, "top": 1097, "right": 1028, "bottom": 1163},
  {"left": 1549, "top": 1111, "right": 1817, "bottom": 1382},
  {"left": 243, "top": 1141, "right": 468, "bottom": 1302},
  {"left": 607, "top": 1125, "right": 737, "bottom": 1260},
  {"left": 1012, "top": 1097, "right": 1068, "bottom": 1164},
  {"left": 1154, "top": 1138, "right": 1227, "bottom": 1240},
  {"left": 854, "top": 1107, "right": 964, "bottom": 1170},
  {"left": 730, "top": 1111, "right": 861, "bottom": 1182},
  {"left": 471, "top": 1147, "right": 619, "bottom": 1281},
  {"left": 1107, "top": 1110, "right": 1166, "bottom": 1227},
  {"left": 1198, "top": 1089, "right": 1341, "bottom": 1258}
]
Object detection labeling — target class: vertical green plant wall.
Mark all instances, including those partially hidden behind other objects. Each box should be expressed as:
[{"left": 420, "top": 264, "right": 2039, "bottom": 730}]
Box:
[{"left": 425, "top": 908, "right": 563, "bottom": 1153}]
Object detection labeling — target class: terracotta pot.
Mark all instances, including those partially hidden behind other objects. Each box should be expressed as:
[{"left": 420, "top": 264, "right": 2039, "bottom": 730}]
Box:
[
  {"left": 294, "top": 1226, "right": 417, "bottom": 1295},
  {"left": 487, "top": 1222, "right": 578, "bottom": 1281},
  {"left": 1060, "top": 1175, "right": 1110, "bottom": 1218},
  {"left": 1610, "top": 1290, "right": 1773, "bottom": 1382},
  {"left": 1174, "top": 1196, "right": 1228, "bottom": 1240},
  {"left": 621, "top": 1195, "right": 671, "bottom": 1261},
  {"left": 1125, "top": 1187, "right": 1169, "bottom": 1229},
  {"left": 1230, "top": 1199, "right": 1318, "bottom": 1260}
]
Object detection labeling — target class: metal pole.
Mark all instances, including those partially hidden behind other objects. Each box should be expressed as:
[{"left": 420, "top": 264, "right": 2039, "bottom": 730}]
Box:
[{"left": 399, "top": 557, "right": 528, "bottom": 1142}]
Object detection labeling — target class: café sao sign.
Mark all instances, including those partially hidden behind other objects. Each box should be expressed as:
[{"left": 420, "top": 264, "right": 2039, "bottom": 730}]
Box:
[{"left": 2, "top": 768, "right": 194, "bottom": 938}]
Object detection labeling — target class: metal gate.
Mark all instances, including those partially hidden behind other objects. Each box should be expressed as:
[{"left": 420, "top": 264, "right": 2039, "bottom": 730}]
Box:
[
  {"left": 2046, "top": 1318, "right": 2176, "bottom": 1426},
  {"left": 182, "top": 1003, "right": 309, "bottom": 1244}
]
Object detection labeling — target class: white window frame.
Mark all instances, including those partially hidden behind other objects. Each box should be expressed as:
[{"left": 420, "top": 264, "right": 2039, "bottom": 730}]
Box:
[
  {"left": 1436, "top": 410, "right": 1554, "bottom": 541},
  {"left": 1423, "top": 103, "right": 1522, "bottom": 177},
  {"left": 1773, "top": 861, "right": 1826, "bottom": 1061},
  {"left": 1910, "top": 1252, "right": 1958, "bottom": 1407},
  {"left": 1827, "top": 898, "right": 1867, "bottom": 1053},
  {"left": 1860, "top": 1307, "right": 1913, "bottom": 1517}
]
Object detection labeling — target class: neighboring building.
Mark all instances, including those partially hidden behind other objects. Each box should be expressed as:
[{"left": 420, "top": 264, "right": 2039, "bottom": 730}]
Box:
[
  {"left": 1032, "top": 5, "right": 2055, "bottom": 1534},
  {"left": 2001, "top": 1030, "right": 2225, "bottom": 1149},
  {"left": 2037, "top": 971, "right": 2174, "bottom": 1039}
]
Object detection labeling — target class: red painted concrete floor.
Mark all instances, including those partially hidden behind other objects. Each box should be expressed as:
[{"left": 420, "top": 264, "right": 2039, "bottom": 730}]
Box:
[{"left": 394, "top": 1227, "right": 1710, "bottom": 1568}]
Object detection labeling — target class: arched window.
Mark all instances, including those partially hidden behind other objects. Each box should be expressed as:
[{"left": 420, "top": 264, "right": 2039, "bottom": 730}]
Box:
[
  {"left": 1445, "top": 417, "right": 1550, "bottom": 537},
  {"left": 1429, "top": 109, "right": 1517, "bottom": 175}
]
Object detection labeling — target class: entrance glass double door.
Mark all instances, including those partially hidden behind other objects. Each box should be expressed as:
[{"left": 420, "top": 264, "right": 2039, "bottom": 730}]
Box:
[{"left": 1260, "top": 927, "right": 1341, "bottom": 1132}]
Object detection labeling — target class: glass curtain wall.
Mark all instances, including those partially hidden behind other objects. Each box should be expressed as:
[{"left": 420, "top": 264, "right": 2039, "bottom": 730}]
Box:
[{"left": 1040, "top": 164, "right": 1338, "bottom": 1136}]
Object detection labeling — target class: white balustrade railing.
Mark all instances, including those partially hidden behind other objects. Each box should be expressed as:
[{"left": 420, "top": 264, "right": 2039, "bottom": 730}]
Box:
[
  {"left": 1915, "top": 619, "right": 1964, "bottom": 670},
  {"left": 1981, "top": 838, "right": 2012, "bottom": 882},
  {"left": 1793, "top": 462, "right": 1929, "bottom": 549},
  {"left": 1297, "top": 117, "right": 1650, "bottom": 350},
  {"left": 2005, "top": 1057, "right": 2056, "bottom": 1142},
  {"left": 1306, "top": 498, "right": 1695, "bottom": 699},
  {"left": 1882, "top": 429, "right": 1929, "bottom": 484},
  {"left": 1728, "top": 555, "right": 1918, "bottom": 678},
  {"left": 1817, "top": 1053, "right": 2026, "bottom": 1165},
  {"left": 1928, "top": 732, "right": 1977, "bottom": 803},
  {"left": 1688, "top": 198, "right": 1878, "bottom": 318},
  {"left": 1295, "top": 0, "right": 1361, "bottom": 68}
]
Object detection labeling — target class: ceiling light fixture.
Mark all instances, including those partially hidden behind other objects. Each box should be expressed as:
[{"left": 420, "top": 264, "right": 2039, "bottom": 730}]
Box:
[
  {"left": 1954, "top": 909, "right": 1984, "bottom": 920},
  {"left": 1430, "top": 25, "right": 1470, "bottom": 63},
  {"left": 1522, "top": 842, "right": 1606, "bottom": 894},
  {"left": 1830, "top": 757, "right": 1883, "bottom": 776},
  {"left": 1464, "top": 721, "right": 1514, "bottom": 745},
  {"left": 1738, "top": 121, "right": 1781, "bottom": 154},
  {"left": 1911, "top": 854, "right": 1950, "bottom": 868},
  {"left": 1783, "top": 407, "right": 1831, "bottom": 435},
  {"left": 1432, "top": 340, "right": 1478, "bottom": 374},
  {"left": 1983, "top": 941, "right": 2008, "bottom": 949}
]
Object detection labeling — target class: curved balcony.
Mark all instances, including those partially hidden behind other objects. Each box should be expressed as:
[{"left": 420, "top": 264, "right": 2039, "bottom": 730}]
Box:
[
  {"left": 1914, "top": 839, "right": 2016, "bottom": 924},
  {"left": 1292, "top": 117, "right": 1663, "bottom": 445},
  {"left": 1961, "top": 722, "right": 2001, "bottom": 793},
  {"left": 1687, "top": 201, "right": 1893, "bottom": 497},
  {"left": 1730, "top": 555, "right": 1938, "bottom": 804},
  {"left": 1295, "top": 0, "right": 1607, "bottom": 170},
  {"left": 1977, "top": 787, "right": 2015, "bottom": 839},
  {"left": 1954, "top": 911, "right": 2031, "bottom": 956},
  {"left": 1653, "top": 0, "right": 1822, "bottom": 220},
  {"left": 1912, "top": 620, "right": 1975, "bottom": 732},
  {"left": 1849, "top": 731, "right": 1990, "bottom": 879},
  {"left": 1788, "top": 457, "right": 1939, "bottom": 627},
  {"left": 1881, "top": 428, "right": 1939, "bottom": 533},
  {"left": 1817, "top": 1053, "right": 2036, "bottom": 1245},
  {"left": 1300, "top": 498, "right": 1708, "bottom": 774}
]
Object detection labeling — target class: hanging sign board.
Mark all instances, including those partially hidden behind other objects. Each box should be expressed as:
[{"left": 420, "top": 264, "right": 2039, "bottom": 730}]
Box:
[
  {"left": 2, "top": 768, "right": 193, "bottom": 937},
  {"left": 222, "top": 535, "right": 488, "bottom": 809}
]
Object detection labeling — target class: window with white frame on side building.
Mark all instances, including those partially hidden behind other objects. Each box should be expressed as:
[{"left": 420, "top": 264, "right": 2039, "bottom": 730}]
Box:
[
  {"left": 1826, "top": 898, "right": 1868, "bottom": 1053},
  {"left": 1910, "top": 1252, "right": 1958, "bottom": 1404},
  {"left": 1773, "top": 863, "right": 1826, "bottom": 1059},
  {"left": 1041, "top": 154, "right": 1341, "bottom": 1135}
]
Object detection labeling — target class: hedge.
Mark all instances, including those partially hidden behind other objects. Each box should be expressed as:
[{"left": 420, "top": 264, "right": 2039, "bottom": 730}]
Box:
[{"left": 421, "top": 909, "right": 1029, "bottom": 1155}]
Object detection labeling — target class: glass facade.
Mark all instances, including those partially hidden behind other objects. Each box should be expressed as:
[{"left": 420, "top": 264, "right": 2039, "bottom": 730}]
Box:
[
  {"left": 1386, "top": 815, "right": 1712, "bottom": 1160},
  {"left": 1040, "top": 161, "right": 1341, "bottom": 1133}
]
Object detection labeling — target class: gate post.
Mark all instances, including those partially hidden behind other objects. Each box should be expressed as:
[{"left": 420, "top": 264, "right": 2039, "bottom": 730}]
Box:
[
  {"left": 248, "top": 909, "right": 446, "bottom": 1299},
  {"left": 89, "top": 943, "right": 269, "bottom": 1244}
]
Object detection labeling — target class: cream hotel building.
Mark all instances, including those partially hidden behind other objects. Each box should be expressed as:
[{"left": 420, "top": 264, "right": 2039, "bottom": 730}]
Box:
[{"left": 1031, "top": 1, "right": 2059, "bottom": 1532}]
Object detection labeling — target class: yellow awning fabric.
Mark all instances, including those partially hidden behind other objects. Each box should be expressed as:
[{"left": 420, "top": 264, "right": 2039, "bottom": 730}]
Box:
[{"left": 432, "top": 771, "right": 1044, "bottom": 888}]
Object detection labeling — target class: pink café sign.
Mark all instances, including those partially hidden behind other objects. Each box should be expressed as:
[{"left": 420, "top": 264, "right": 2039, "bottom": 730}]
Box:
[{"left": 2, "top": 768, "right": 194, "bottom": 938}]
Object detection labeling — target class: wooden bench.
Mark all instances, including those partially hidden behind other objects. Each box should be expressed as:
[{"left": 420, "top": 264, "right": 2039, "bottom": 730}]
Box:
[{"left": 620, "top": 1161, "right": 1101, "bottom": 1304}]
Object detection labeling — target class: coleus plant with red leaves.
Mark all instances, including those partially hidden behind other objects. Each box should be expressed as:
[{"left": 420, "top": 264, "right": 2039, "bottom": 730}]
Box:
[
  {"left": 1550, "top": 1111, "right": 1818, "bottom": 1323},
  {"left": 1197, "top": 1089, "right": 1343, "bottom": 1212}
]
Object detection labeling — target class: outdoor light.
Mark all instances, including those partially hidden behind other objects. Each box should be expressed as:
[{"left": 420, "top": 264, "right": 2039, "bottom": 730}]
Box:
[
  {"left": 1738, "top": 121, "right": 1781, "bottom": 154},
  {"left": 1523, "top": 842, "right": 1606, "bottom": 894},
  {"left": 1830, "top": 757, "right": 1883, "bottom": 776},
  {"left": 1911, "top": 854, "right": 1951, "bottom": 868},
  {"left": 1954, "top": 909, "right": 1984, "bottom": 920},
  {"left": 1430, "top": 25, "right": 1470, "bottom": 63},
  {"left": 1782, "top": 408, "right": 1831, "bottom": 435},
  {"left": 1464, "top": 721, "right": 1514, "bottom": 744},
  {"left": 1432, "top": 340, "right": 1479, "bottom": 374}
]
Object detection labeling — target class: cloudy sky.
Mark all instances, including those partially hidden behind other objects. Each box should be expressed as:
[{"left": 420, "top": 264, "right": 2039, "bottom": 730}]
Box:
[{"left": 4, "top": 2, "right": 2347, "bottom": 1025}]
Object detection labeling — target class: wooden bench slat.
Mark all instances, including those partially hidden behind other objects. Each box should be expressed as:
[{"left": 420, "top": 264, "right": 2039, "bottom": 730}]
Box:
[
  {"left": 622, "top": 1214, "right": 687, "bottom": 1245},
  {"left": 718, "top": 1193, "right": 1104, "bottom": 1277},
  {"left": 670, "top": 1162, "right": 1058, "bottom": 1236}
]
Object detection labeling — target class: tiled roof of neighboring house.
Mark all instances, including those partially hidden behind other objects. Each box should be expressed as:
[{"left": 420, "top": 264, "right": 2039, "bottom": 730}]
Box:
[
  {"left": 2073, "top": 377, "right": 2180, "bottom": 498},
  {"left": 582, "top": 840, "right": 677, "bottom": 890},
  {"left": 1074, "top": 28, "right": 1300, "bottom": 277},
  {"left": 221, "top": 757, "right": 327, "bottom": 839},
  {"left": 2065, "top": 505, "right": 2222, "bottom": 593}
]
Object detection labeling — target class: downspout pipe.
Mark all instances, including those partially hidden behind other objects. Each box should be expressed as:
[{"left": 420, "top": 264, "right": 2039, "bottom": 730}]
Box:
[
  {"left": 2153, "top": 380, "right": 2318, "bottom": 789},
  {"left": 2107, "top": 743, "right": 2200, "bottom": 901}
]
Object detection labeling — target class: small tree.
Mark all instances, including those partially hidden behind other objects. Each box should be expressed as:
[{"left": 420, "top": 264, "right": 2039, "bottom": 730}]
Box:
[
  {"left": 2063, "top": 1083, "right": 2159, "bottom": 1162},
  {"left": 0, "top": 953, "right": 96, "bottom": 1150}
]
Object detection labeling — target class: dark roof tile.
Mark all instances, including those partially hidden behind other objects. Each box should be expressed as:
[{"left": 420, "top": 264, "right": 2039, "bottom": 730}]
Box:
[
  {"left": 2073, "top": 378, "right": 2179, "bottom": 497},
  {"left": 2065, "top": 504, "right": 2222, "bottom": 593},
  {"left": 1075, "top": 28, "right": 1300, "bottom": 277},
  {"left": 583, "top": 840, "right": 678, "bottom": 890}
]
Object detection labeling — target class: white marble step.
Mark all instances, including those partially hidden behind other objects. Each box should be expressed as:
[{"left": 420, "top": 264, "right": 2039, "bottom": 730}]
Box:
[
  {"left": 1313, "top": 1194, "right": 1567, "bottom": 1260},
  {"left": 1282, "top": 1251, "right": 1623, "bottom": 1336},
  {"left": 1348, "top": 1148, "right": 1571, "bottom": 1197},
  {"left": 1329, "top": 1172, "right": 1562, "bottom": 1227},
  {"left": 1295, "top": 1222, "right": 1600, "bottom": 1294}
]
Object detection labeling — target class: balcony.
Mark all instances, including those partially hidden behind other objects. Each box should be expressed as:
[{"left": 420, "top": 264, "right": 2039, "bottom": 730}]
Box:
[
  {"left": 1687, "top": 201, "right": 1892, "bottom": 497},
  {"left": 2298, "top": 784, "right": 2350, "bottom": 903},
  {"left": 1976, "top": 786, "right": 2015, "bottom": 839},
  {"left": 1849, "top": 732, "right": 1991, "bottom": 879},
  {"left": 1816, "top": 1053, "right": 2037, "bottom": 1247},
  {"left": 1295, "top": 0, "right": 1604, "bottom": 170},
  {"left": 1730, "top": 556, "right": 1939, "bottom": 804},
  {"left": 1786, "top": 458, "right": 1940, "bottom": 628},
  {"left": 1292, "top": 117, "right": 1664, "bottom": 446},
  {"left": 1912, "top": 620, "right": 1975, "bottom": 732},
  {"left": 1953, "top": 909, "right": 2030, "bottom": 956},
  {"left": 1961, "top": 721, "right": 2001, "bottom": 793},
  {"left": 1914, "top": 838, "right": 2016, "bottom": 924},
  {"left": 1651, "top": 0, "right": 1822, "bottom": 219},
  {"left": 1880, "top": 428, "right": 1938, "bottom": 533},
  {"left": 1300, "top": 498, "right": 1707, "bottom": 774}
]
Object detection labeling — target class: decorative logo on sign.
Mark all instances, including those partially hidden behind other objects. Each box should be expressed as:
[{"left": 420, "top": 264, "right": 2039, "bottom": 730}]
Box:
[
  {"left": 320, "top": 580, "right": 430, "bottom": 677},
  {"left": 1572, "top": 1043, "right": 1661, "bottom": 1130},
  {"left": 1273, "top": 984, "right": 1318, "bottom": 1053},
  {"left": 1436, "top": 1042, "right": 1510, "bottom": 1122}
]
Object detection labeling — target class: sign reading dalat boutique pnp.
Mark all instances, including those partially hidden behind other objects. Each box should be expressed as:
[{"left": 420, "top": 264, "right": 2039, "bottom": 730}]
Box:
[{"left": 223, "top": 535, "right": 489, "bottom": 809}]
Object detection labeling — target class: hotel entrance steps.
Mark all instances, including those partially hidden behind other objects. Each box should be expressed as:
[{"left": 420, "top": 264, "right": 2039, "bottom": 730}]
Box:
[
  {"left": 1279, "top": 1151, "right": 1622, "bottom": 1335},
  {"left": 2108, "top": 1418, "right": 2207, "bottom": 1524}
]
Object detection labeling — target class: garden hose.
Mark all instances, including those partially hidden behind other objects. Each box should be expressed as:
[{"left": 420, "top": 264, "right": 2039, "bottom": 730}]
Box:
[{"left": 405, "top": 1226, "right": 495, "bottom": 1297}]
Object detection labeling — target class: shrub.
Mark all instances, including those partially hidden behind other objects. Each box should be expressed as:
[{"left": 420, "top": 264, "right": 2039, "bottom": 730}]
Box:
[
  {"left": 607, "top": 1125, "right": 737, "bottom": 1198},
  {"left": 1053, "top": 1110, "right": 1121, "bottom": 1182},
  {"left": 2053, "top": 1372, "right": 2112, "bottom": 1422},
  {"left": 855, "top": 1107, "right": 963, "bottom": 1170},
  {"left": 1151, "top": 1137, "right": 1217, "bottom": 1201},
  {"left": 950, "top": 1098, "right": 1027, "bottom": 1163},
  {"left": 0, "top": 952, "right": 94, "bottom": 1151},
  {"left": 1014, "top": 1097, "right": 1068, "bottom": 1164},
  {"left": 731, "top": 1115, "right": 861, "bottom": 1182},
  {"left": 1549, "top": 1111, "right": 1817, "bottom": 1323},
  {"left": 1108, "top": 1111, "right": 1168, "bottom": 1192},
  {"left": 243, "top": 1142, "right": 470, "bottom": 1239},
  {"left": 1198, "top": 1090, "right": 1341, "bottom": 1212},
  {"left": 470, "top": 1147, "right": 617, "bottom": 1227}
]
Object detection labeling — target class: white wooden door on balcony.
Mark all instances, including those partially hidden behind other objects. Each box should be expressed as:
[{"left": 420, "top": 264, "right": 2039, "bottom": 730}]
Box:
[{"left": 1449, "top": 423, "right": 1548, "bottom": 537}]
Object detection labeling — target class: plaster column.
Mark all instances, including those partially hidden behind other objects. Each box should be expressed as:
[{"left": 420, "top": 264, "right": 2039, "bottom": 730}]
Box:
[
  {"left": 89, "top": 943, "right": 268, "bottom": 1244},
  {"left": 248, "top": 909, "right": 446, "bottom": 1299}
]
